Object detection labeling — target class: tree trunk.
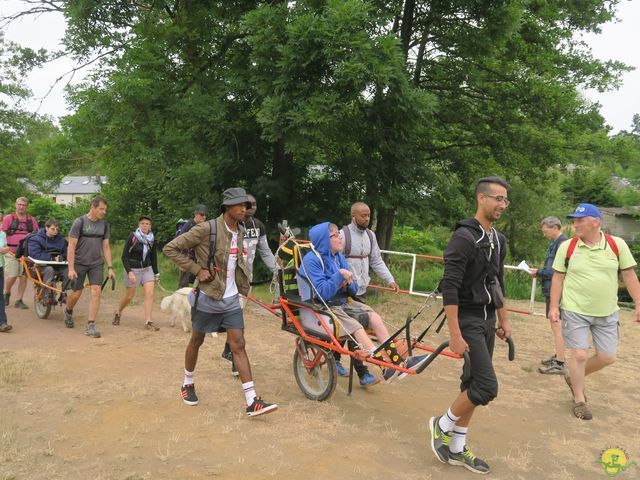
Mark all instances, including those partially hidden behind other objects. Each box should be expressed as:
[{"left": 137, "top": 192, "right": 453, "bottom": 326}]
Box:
[
  {"left": 268, "top": 137, "right": 295, "bottom": 226},
  {"left": 400, "top": 0, "right": 416, "bottom": 57},
  {"left": 375, "top": 207, "right": 395, "bottom": 252}
]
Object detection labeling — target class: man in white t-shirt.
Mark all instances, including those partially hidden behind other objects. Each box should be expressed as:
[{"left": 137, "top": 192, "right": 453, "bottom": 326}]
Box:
[{"left": 164, "top": 187, "right": 278, "bottom": 417}]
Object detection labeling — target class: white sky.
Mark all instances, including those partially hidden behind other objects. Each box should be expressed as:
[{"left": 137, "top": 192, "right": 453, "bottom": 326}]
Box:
[{"left": 2, "top": 0, "right": 639, "bottom": 133}]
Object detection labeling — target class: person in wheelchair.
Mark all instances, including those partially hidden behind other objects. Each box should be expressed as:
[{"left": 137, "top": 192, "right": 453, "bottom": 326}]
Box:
[
  {"left": 27, "top": 218, "right": 68, "bottom": 290},
  {"left": 297, "top": 222, "right": 425, "bottom": 385}
]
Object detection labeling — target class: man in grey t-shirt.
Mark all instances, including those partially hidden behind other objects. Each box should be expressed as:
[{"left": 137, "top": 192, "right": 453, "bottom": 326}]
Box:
[{"left": 64, "top": 196, "right": 115, "bottom": 338}]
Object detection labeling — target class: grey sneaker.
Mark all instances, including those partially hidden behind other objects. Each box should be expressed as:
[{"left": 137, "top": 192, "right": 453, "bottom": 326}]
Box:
[
  {"left": 540, "top": 354, "right": 557, "bottom": 366},
  {"left": 0, "top": 323, "right": 13, "bottom": 333},
  {"left": 14, "top": 299, "right": 28, "bottom": 309},
  {"left": 538, "top": 359, "right": 565, "bottom": 375},
  {"left": 448, "top": 447, "right": 490, "bottom": 474},
  {"left": 64, "top": 308, "right": 74, "bottom": 328},
  {"left": 429, "top": 416, "right": 451, "bottom": 464},
  {"left": 85, "top": 322, "right": 101, "bottom": 338}
]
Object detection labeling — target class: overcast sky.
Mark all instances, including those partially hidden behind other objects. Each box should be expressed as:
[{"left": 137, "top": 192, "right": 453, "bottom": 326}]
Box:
[{"left": 2, "top": 0, "right": 639, "bottom": 133}]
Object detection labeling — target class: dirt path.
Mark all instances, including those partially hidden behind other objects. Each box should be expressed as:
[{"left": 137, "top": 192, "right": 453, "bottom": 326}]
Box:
[{"left": 1, "top": 285, "right": 639, "bottom": 480}]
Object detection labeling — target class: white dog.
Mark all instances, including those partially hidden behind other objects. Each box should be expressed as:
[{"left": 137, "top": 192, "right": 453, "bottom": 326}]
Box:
[
  {"left": 160, "top": 287, "right": 219, "bottom": 338},
  {"left": 160, "top": 287, "right": 193, "bottom": 332}
]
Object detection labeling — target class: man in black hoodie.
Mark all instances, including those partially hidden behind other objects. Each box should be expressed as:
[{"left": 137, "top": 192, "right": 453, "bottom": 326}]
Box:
[{"left": 428, "top": 177, "right": 512, "bottom": 475}]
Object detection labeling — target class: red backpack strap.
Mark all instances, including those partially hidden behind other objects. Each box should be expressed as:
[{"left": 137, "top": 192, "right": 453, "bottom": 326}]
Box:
[
  {"left": 343, "top": 226, "right": 351, "bottom": 256},
  {"left": 604, "top": 234, "right": 619, "bottom": 257},
  {"left": 564, "top": 236, "right": 580, "bottom": 269}
]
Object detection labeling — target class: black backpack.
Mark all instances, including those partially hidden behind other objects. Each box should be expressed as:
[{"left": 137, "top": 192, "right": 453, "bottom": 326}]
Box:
[{"left": 8, "top": 214, "right": 35, "bottom": 235}]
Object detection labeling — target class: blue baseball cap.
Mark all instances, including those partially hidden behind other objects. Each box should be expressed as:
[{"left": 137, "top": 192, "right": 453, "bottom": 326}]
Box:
[{"left": 566, "top": 203, "right": 602, "bottom": 219}]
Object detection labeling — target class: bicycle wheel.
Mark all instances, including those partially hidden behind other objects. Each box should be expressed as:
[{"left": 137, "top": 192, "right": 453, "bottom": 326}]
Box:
[
  {"left": 33, "top": 286, "right": 52, "bottom": 319},
  {"left": 292, "top": 338, "right": 337, "bottom": 401}
]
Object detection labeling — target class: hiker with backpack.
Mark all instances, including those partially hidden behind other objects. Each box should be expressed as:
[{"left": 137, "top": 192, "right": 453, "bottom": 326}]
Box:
[
  {"left": 176, "top": 205, "right": 208, "bottom": 289},
  {"left": 428, "top": 177, "right": 512, "bottom": 475},
  {"left": 27, "top": 218, "right": 68, "bottom": 288},
  {"left": 2, "top": 197, "right": 39, "bottom": 310},
  {"left": 528, "top": 217, "right": 568, "bottom": 375},
  {"left": 0, "top": 229, "right": 12, "bottom": 332},
  {"left": 163, "top": 187, "right": 278, "bottom": 417},
  {"left": 548, "top": 203, "right": 640, "bottom": 421},
  {"left": 113, "top": 216, "right": 160, "bottom": 330},
  {"left": 64, "top": 196, "right": 115, "bottom": 338}
]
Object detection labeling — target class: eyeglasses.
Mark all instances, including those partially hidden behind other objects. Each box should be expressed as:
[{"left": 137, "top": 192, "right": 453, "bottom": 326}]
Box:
[
  {"left": 485, "top": 195, "right": 510, "bottom": 206},
  {"left": 329, "top": 233, "right": 339, "bottom": 238}
]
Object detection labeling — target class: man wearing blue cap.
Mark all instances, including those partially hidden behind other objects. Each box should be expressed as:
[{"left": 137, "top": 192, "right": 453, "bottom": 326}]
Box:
[{"left": 549, "top": 203, "right": 640, "bottom": 421}]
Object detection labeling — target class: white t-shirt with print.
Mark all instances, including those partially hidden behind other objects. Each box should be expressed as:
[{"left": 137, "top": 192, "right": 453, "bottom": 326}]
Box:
[{"left": 223, "top": 223, "right": 239, "bottom": 299}]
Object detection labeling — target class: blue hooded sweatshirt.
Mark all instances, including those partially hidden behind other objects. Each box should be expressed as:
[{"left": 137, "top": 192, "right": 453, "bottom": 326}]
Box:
[
  {"left": 297, "top": 222, "right": 358, "bottom": 305},
  {"left": 28, "top": 228, "right": 67, "bottom": 261}
]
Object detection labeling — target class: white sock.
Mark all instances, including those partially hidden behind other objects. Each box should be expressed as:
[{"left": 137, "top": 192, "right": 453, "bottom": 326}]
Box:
[
  {"left": 438, "top": 408, "right": 460, "bottom": 432},
  {"left": 183, "top": 369, "right": 194, "bottom": 387},
  {"left": 450, "top": 426, "right": 468, "bottom": 454},
  {"left": 243, "top": 381, "right": 257, "bottom": 405}
]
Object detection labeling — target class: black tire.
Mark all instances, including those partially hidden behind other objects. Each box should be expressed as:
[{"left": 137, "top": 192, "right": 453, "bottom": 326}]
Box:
[
  {"left": 33, "top": 286, "right": 52, "bottom": 319},
  {"left": 292, "top": 338, "right": 337, "bottom": 401}
]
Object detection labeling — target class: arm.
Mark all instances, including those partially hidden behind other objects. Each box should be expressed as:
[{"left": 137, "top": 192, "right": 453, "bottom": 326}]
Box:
[
  {"left": 621, "top": 268, "right": 640, "bottom": 323},
  {"left": 121, "top": 235, "right": 133, "bottom": 273},
  {"left": 103, "top": 239, "right": 115, "bottom": 279},
  {"left": 444, "top": 304, "right": 469, "bottom": 355},
  {"left": 0, "top": 233, "right": 8, "bottom": 254},
  {"left": 548, "top": 271, "right": 565, "bottom": 322},
  {"left": 151, "top": 242, "right": 159, "bottom": 275},
  {"left": 29, "top": 237, "right": 49, "bottom": 261},
  {"left": 163, "top": 223, "right": 208, "bottom": 277},
  {"left": 300, "top": 256, "right": 345, "bottom": 300},
  {"left": 257, "top": 235, "right": 277, "bottom": 272},
  {"left": 67, "top": 237, "right": 78, "bottom": 279},
  {"left": 440, "top": 231, "right": 473, "bottom": 306},
  {"left": 368, "top": 234, "right": 398, "bottom": 292}
]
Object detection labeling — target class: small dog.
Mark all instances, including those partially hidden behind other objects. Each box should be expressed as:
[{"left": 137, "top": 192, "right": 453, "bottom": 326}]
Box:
[
  {"left": 160, "top": 287, "right": 218, "bottom": 338},
  {"left": 160, "top": 287, "right": 194, "bottom": 333}
]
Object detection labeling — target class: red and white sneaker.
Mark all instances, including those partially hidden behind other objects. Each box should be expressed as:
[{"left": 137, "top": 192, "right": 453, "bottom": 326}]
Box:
[
  {"left": 181, "top": 384, "right": 198, "bottom": 406},
  {"left": 246, "top": 397, "right": 278, "bottom": 417}
]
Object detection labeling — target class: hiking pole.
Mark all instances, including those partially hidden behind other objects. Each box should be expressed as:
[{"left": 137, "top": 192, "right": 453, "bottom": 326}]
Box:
[{"left": 101, "top": 277, "right": 115, "bottom": 291}]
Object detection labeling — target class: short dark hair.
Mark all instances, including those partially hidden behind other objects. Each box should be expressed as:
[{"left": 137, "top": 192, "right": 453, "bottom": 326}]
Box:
[
  {"left": 45, "top": 218, "right": 59, "bottom": 228},
  {"left": 90, "top": 196, "right": 108, "bottom": 208},
  {"left": 475, "top": 177, "right": 510, "bottom": 196},
  {"left": 138, "top": 215, "right": 152, "bottom": 223}
]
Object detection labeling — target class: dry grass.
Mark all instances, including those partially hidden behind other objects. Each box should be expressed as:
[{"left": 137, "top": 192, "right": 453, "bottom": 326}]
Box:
[{"left": 0, "top": 287, "right": 638, "bottom": 479}]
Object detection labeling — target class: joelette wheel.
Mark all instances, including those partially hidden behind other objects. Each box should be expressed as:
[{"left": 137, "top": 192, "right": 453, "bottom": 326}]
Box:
[
  {"left": 33, "top": 286, "right": 52, "bottom": 319},
  {"left": 292, "top": 338, "right": 337, "bottom": 401}
]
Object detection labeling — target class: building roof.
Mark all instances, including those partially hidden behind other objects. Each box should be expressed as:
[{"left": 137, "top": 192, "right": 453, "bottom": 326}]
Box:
[
  {"left": 51, "top": 176, "right": 106, "bottom": 195},
  {"left": 600, "top": 207, "right": 636, "bottom": 217}
]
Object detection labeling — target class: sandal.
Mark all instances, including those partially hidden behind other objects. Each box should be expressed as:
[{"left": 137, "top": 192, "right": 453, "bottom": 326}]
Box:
[
  {"left": 564, "top": 372, "right": 587, "bottom": 402},
  {"left": 113, "top": 312, "right": 121, "bottom": 326},
  {"left": 573, "top": 401, "right": 593, "bottom": 420},
  {"left": 144, "top": 321, "right": 160, "bottom": 331}
]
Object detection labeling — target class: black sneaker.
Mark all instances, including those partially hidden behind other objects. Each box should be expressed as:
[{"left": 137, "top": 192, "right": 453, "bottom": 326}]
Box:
[
  {"left": 64, "top": 308, "right": 74, "bottom": 328},
  {"left": 398, "top": 354, "right": 429, "bottom": 379},
  {"left": 181, "top": 384, "right": 199, "bottom": 406},
  {"left": 540, "top": 354, "right": 557, "bottom": 367},
  {"left": 383, "top": 366, "right": 402, "bottom": 384},
  {"left": 448, "top": 447, "right": 490, "bottom": 474},
  {"left": 85, "top": 322, "right": 101, "bottom": 338},
  {"left": 221, "top": 344, "right": 232, "bottom": 362},
  {"left": 0, "top": 323, "right": 13, "bottom": 333},
  {"left": 246, "top": 397, "right": 278, "bottom": 417},
  {"left": 14, "top": 299, "right": 28, "bottom": 309},
  {"left": 428, "top": 416, "right": 451, "bottom": 464}
]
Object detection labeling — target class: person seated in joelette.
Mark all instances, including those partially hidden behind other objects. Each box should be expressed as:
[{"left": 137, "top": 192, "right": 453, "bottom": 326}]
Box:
[
  {"left": 297, "top": 222, "right": 425, "bottom": 383},
  {"left": 28, "top": 218, "right": 68, "bottom": 287}
]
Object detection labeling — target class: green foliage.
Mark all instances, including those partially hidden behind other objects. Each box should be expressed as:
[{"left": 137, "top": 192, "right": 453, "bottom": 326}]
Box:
[{"left": 561, "top": 165, "right": 617, "bottom": 206}]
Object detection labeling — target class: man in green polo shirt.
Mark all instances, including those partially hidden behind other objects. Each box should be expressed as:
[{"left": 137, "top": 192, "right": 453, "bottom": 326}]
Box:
[{"left": 549, "top": 203, "right": 640, "bottom": 421}]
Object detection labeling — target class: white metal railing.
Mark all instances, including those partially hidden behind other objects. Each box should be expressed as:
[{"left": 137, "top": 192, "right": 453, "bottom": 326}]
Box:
[{"left": 372, "top": 249, "right": 544, "bottom": 316}]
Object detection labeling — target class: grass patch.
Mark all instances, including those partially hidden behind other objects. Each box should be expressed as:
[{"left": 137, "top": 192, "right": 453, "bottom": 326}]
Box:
[{"left": 0, "top": 351, "right": 41, "bottom": 386}]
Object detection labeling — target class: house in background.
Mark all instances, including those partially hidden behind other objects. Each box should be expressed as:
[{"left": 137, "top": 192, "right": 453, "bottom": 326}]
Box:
[
  {"left": 47, "top": 175, "right": 107, "bottom": 206},
  {"left": 600, "top": 207, "right": 640, "bottom": 243}
]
